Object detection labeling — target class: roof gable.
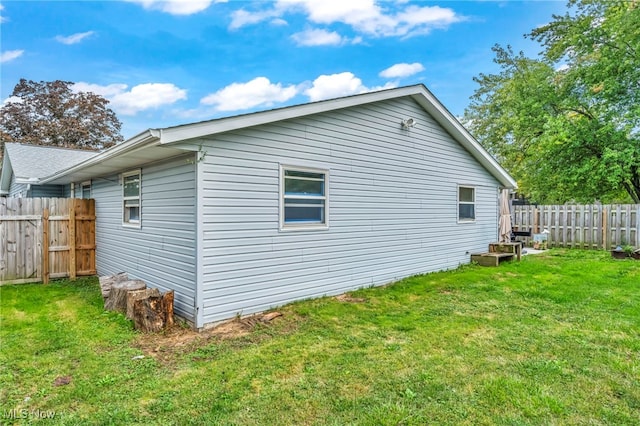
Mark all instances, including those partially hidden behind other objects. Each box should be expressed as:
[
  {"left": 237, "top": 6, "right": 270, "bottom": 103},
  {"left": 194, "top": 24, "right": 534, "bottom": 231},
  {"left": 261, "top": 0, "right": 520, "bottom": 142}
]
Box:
[
  {"left": 1, "top": 143, "right": 98, "bottom": 193},
  {"left": 158, "top": 84, "right": 516, "bottom": 188},
  {"left": 39, "top": 84, "right": 516, "bottom": 189}
]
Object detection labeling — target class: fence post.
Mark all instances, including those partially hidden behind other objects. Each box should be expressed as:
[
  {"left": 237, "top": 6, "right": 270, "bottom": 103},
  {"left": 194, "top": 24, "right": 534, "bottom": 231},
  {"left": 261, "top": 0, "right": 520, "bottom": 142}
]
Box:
[
  {"left": 602, "top": 207, "right": 608, "bottom": 250},
  {"left": 43, "top": 208, "right": 49, "bottom": 285},
  {"left": 69, "top": 201, "right": 77, "bottom": 281}
]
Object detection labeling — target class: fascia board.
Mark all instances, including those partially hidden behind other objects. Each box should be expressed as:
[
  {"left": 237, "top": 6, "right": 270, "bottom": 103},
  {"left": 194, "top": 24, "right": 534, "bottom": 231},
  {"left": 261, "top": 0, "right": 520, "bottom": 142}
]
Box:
[
  {"left": 158, "top": 86, "right": 425, "bottom": 145},
  {"left": 410, "top": 88, "right": 517, "bottom": 189},
  {"left": 39, "top": 129, "right": 161, "bottom": 184},
  {"left": 157, "top": 83, "right": 516, "bottom": 189}
]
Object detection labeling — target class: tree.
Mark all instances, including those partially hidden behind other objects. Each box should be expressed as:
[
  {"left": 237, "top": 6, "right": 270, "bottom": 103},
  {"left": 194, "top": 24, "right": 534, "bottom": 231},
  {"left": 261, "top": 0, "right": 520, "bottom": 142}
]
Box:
[
  {"left": 465, "top": 0, "right": 640, "bottom": 204},
  {"left": 0, "top": 79, "right": 123, "bottom": 152}
]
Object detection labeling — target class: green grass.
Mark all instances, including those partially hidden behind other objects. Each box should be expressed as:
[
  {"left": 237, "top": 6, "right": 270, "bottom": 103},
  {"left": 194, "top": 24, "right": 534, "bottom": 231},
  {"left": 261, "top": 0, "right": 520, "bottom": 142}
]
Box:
[{"left": 1, "top": 250, "right": 639, "bottom": 425}]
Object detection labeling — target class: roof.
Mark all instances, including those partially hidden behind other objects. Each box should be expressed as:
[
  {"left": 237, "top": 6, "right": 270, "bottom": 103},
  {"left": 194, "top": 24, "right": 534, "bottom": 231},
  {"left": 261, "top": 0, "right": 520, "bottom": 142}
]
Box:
[
  {"left": 40, "top": 84, "right": 517, "bottom": 189},
  {"left": 1, "top": 143, "right": 98, "bottom": 194}
]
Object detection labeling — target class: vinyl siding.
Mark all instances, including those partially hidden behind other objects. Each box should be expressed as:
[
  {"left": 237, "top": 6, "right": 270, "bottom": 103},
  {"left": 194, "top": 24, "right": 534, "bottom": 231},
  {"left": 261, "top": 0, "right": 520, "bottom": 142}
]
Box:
[
  {"left": 187, "top": 97, "right": 501, "bottom": 325},
  {"left": 7, "top": 172, "right": 65, "bottom": 198},
  {"left": 30, "top": 184, "right": 64, "bottom": 198},
  {"left": 92, "top": 155, "right": 197, "bottom": 321},
  {"left": 8, "top": 174, "right": 27, "bottom": 197}
]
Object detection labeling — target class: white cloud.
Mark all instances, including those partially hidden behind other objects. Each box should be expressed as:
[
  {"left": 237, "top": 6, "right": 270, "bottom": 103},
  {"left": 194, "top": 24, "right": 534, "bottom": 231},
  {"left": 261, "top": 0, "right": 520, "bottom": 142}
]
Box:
[
  {"left": 379, "top": 62, "right": 424, "bottom": 78},
  {"left": 72, "top": 82, "right": 129, "bottom": 98},
  {"left": 127, "top": 0, "right": 224, "bottom": 15},
  {"left": 55, "top": 31, "right": 95, "bottom": 45},
  {"left": 201, "top": 77, "right": 298, "bottom": 111},
  {"left": 232, "top": 0, "right": 463, "bottom": 38},
  {"left": 73, "top": 82, "right": 187, "bottom": 115},
  {"left": 0, "top": 50, "right": 24, "bottom": 63},
  {"left": 111, "top": 83, "right": 188, "bottom": 115},
  {"left": 230, "top": 8, "right": 281, "bottom": 30},
  {"left": 271, "top": 18, "right": 288, "bottom": 26},
  {"left": 304, "top": 71, "right": 395, "bottom": 102},
  {"left": 291, "top": 28, "right": 344, "bottom": 46},
  {"left": 394, "top": 5, "right": 460, "bottom": 36},
  {"left": 0, "top": 4, "right": 7, "bottom": 23}
]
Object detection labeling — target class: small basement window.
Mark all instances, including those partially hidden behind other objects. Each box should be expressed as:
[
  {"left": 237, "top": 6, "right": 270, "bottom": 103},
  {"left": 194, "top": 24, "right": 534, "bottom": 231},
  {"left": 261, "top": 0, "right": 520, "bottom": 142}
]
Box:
[
  {"left": 458, "top": 186, "right": 475, "bottom": 222},
  {"left": 280, "top": 165, "right": 328, "bottom": 230},
  {"left": 123, "top": 170, "right": 141, "bottom": 227}
]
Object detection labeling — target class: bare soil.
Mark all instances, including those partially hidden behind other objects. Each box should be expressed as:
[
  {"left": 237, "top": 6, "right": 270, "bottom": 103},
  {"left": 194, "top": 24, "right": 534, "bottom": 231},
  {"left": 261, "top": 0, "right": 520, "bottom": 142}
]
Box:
[{"left": 133, "top": 312, "right": 284, "bottom": 364}]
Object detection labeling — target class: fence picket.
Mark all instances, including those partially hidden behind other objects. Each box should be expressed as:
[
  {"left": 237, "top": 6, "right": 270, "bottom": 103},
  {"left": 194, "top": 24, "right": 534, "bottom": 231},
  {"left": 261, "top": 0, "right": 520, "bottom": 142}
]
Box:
[
  {"left": 513, "top": 204, "right": 640, "bottom": 249},
  {"left": 0, "top": 198, "right": 95, "bottom": 285}
]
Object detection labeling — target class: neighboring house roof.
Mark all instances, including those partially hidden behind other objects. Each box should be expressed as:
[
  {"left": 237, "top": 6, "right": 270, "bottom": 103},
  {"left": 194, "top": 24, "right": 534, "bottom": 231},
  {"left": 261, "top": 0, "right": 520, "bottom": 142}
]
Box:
[
  {"left": 1, "top": 143, "right": 98, "bottom": 194},
  {"left": 40, "top": 84, "right": 517, "bottom": 189}
]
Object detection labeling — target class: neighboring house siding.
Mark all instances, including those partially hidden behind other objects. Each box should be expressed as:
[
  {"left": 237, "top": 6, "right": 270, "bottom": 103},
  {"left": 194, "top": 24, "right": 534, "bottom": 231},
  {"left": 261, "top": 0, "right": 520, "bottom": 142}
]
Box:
[
  {"left": 8, "top": 175, "right": 27, "bottom": 198},
  {"left": 192, "top": 97, "right": 501, "bottom": 324},
  {"left": 7, "top": 172, "right": 66, "bottom": 198},
  {"left": 92, "top": 155, "right": 197, "bottom": 322},
  {"left": 30, "top": 184, "right": 64, "bottom": 198},
  {"left": 62, "top": 184, "right": 72, "bottom": 198}
]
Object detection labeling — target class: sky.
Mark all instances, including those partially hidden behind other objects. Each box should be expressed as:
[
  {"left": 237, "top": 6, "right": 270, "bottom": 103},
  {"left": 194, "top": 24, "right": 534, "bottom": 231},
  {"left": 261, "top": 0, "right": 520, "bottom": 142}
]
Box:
[{"left": 0, "top": 0, "right": 568, "bottom": 139}]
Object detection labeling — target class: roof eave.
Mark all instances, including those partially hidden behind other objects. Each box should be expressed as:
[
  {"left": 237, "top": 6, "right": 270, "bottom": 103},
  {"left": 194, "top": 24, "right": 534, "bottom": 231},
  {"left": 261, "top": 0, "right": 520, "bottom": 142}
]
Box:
[
  {"left": 408, "top": 90, "right": 517, "bottom": 189},
  {"left": 158, "top": 84, "right": 517, "bottom": 189},
  {"left": 39, "top": 129, "right": 161, "bottom": 185},
  {"left": 158, "top": 85, "right": 427, "bottom": 145}
]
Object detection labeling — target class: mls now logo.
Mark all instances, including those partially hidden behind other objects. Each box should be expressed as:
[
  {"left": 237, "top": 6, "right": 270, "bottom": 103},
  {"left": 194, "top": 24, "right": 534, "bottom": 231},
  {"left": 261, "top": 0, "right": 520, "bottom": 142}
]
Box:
[{"left": 4, "top": 409, "right": 56, "bottom": 419}]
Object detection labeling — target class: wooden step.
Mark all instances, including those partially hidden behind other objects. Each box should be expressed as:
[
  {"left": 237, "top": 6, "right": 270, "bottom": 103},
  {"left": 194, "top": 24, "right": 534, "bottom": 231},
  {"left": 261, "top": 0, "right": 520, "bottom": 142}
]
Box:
[{"left": 470, "top": 252, "right": 515, "bottom": 267}]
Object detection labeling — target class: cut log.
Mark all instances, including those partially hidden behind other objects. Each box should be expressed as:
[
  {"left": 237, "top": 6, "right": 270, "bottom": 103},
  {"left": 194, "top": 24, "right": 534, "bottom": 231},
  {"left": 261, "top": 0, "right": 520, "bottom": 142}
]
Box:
[
  {"left": 132, "top": 290, "right": 175, "bottom": 333},
  {"left": 98, "top": 272, "right": 128, "bottom": 300},
  {"left": 260, "top": 312, "right": 282, "bottom": 322},
  {"left": 132, "top": 295, "right": 164, "bottom": 333},
  {"left": 163, "top": 290, "right": 175, "bottom": 328},
  {"left": 126, "top": 288, "right": 160, "bottom": 320},
  {"left": 104, "top": 280, "right": 146, "bottom": 313}
]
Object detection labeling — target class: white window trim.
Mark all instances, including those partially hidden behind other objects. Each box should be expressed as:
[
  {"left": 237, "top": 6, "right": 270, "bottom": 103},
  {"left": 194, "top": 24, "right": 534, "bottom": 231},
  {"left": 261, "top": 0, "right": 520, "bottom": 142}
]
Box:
[
  {"left": 457, "top": 185, "right": 476, "bottom": 223},
  {"left": 81, "top": 180, "right": 91, "bottom": 199},
  {"left": 279, "top": 164, "right": 329, "bottom": 231},
  {"left": 122, "top": 169, "right": 141, "bottom": 229}
]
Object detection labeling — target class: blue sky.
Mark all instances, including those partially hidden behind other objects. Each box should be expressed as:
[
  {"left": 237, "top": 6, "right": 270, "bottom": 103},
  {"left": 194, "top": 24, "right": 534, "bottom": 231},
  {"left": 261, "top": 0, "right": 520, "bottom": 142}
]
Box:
[{"left": 1, "top": 0, "right": 567, "bottom": 139}]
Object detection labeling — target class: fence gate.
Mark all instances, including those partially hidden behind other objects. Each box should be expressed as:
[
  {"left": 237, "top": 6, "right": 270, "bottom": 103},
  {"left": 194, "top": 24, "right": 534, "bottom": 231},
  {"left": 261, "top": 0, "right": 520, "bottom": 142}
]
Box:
[{"left": 0, "top": 198, "right": 96, "bottom": 285}]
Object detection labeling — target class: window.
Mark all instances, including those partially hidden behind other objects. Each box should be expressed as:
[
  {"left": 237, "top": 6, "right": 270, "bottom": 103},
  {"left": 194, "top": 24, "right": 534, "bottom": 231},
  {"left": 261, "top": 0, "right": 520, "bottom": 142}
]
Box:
[
  {"left": 80, "top": 181, "right": 91, "bottom": 199},
  {"left": 123, "top": 170, "right": 141, "bottom": 227},
  {"left": 281, "top": 166, "right": 328, "bottom": 230},
  {"left": 458, "top": 186, "right": 475, "bottom": 221}
]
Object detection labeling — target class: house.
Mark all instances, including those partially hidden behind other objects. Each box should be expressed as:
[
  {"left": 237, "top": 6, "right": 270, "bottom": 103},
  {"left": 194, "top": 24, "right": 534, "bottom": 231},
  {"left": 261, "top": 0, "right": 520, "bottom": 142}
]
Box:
[
  {"left": 0, "top": 143, "right": 97, "bottom": 197},
  {"left": 1, "top": 84, "right": 516, "bottom": 328}
]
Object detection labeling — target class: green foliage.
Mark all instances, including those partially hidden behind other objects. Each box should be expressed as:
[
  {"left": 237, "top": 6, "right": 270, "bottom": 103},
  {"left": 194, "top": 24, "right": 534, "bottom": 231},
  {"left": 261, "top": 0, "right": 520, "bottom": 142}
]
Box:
[{"left": 465, "top": 0, "right": 640, "bottom": 203}]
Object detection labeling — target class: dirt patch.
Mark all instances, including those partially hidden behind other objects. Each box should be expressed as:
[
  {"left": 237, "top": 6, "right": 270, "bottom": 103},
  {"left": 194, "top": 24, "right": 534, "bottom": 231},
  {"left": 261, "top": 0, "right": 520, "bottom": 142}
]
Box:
[
  {"left": 133, "top": 312, "right": 285, "bottom": 364},
  {"left": 335, "top": 294, "right": 367, "bottom": 303}
]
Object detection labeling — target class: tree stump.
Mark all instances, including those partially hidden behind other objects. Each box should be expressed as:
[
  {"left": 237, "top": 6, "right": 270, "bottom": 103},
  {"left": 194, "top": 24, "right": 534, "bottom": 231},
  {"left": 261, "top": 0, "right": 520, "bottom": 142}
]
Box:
[
  {"left": 132, "top": 290, "right": 175, "bottom": 333},
  {"left": 98, "top": 272, "right": 128, "bottom": 300},
  {"left": 104, "top": 280, "right": 146, "bottom": 313},
  {"left": 126, "top": 288, "right": 160, "bottom": 320}
]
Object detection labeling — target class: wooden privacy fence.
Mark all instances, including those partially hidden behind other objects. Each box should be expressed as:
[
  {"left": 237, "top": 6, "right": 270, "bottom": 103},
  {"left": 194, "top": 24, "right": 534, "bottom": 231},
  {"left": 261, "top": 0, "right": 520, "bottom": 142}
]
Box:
[
  {"left": 512, "top": 204, "right": 640, "bottom": 249},
  {"left": 0, "top": 198, "right": 96, "bottom": 285}
]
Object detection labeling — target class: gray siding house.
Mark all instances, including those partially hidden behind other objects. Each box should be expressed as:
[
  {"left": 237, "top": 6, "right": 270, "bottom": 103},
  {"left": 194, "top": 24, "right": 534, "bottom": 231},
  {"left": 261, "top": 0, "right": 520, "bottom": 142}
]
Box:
[{"left": 4, "top": 85, "right": 516, "bottom": 328}]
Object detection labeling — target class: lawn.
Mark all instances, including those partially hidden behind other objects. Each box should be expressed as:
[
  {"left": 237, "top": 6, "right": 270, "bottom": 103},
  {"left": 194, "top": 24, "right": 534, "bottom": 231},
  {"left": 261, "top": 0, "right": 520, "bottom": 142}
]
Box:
[{"left": 1, "top": 250, "right": 639, "bottom": 425}]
